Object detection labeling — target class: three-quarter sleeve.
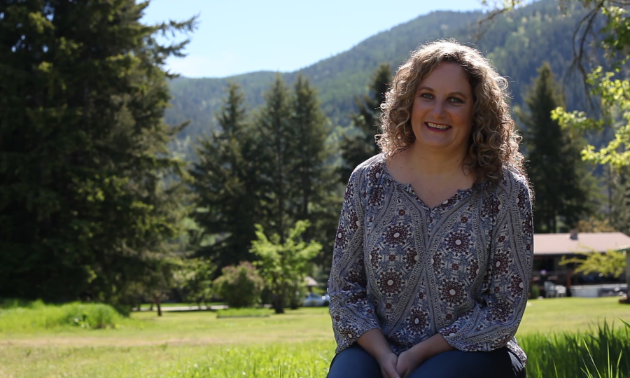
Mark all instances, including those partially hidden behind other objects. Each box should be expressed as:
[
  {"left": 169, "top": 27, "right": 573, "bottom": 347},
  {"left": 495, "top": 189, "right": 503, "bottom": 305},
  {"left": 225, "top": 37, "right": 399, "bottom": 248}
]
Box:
[
  {"left": 328, "top": 168, "right": 381, "bottom": 353},
  {"left": 438, "top": 173, "right": 534, "bottom": 353}
]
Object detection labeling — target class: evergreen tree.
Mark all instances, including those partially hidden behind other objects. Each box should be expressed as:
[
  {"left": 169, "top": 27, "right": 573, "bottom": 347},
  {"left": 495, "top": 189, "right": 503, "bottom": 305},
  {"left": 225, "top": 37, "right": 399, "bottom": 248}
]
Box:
[
  {"left": 255, "top": 75, "right": 294, "bottom": 241},
  {"left": 611, "top": 167, "right": 630, "bottom": 235},
  {"left": 517, "top": 63, "right": 591, "bottom": 232},
  {"left": 339, "top": 63, "right": 391, "bottom": 183},
  {"left": 288, "top": 74, "right": 340, "bottom": 268},
  {"left": 189, "top": 83, "right": 259, "bottom": 268},
  {"left": 0, "top": 0, "right": 194, "bottom": 303}
]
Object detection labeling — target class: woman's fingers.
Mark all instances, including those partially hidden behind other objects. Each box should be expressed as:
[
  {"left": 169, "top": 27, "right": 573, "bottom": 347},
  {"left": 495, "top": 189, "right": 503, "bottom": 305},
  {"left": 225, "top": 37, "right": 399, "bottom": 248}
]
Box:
[{"left": 379, "top": 353, "right": 400, "bottom": 378}]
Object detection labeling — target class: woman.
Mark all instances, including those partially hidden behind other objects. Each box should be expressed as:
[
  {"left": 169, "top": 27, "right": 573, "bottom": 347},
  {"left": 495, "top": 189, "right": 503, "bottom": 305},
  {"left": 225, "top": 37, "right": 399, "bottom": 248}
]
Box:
[{"left": 327, "top": 40, "right": 533, "bottom": 378}]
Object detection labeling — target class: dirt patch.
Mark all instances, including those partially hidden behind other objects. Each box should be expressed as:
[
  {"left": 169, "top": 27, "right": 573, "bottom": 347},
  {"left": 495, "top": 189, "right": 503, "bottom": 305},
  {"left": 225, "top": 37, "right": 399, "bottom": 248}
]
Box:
[{"left": 0, "top": 336, "right": 229, "bottom": 348}]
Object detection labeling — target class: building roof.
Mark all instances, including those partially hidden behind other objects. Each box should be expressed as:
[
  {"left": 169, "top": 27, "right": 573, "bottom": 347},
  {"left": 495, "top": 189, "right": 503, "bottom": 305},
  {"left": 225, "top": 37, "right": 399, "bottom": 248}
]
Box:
[{"left": 534, "top": 232, "right": 630, "bottom": 256}]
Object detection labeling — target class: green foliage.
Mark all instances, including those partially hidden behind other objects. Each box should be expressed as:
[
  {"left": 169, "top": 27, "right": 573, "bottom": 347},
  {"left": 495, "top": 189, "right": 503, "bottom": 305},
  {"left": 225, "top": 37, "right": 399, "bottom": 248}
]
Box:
[
  {"left": 496, "top": 1, "right": 630, "bottom": 170},
  {"left": 522, "top": 322, "right": 630, "bottom": 378},
  {"left": 189, "top": 83, "right": 260, "bottom": 268},
  {"left": 553, "top": 67, "right": 630, "bottom": 168},
  {"left": 611, "top": 167, "right": 630, "bottom": 235},
  {"left": 0, "top": 0, "right": 195, "bottom": 304},
  {"left": 254, "top": 75, "right": 295, "bottom": 240},
  {"left": 340, "top": 63, "right": 391, "bottom": 183},
  {"left": 560, "top": 249, "right": 627, "bottom": 279},
  {"left": 174, "top": 258, "right": 215, "bottom": 308},
  {"left": 530, "top": 283, "right": 541, "bottom": 299},
  {"left": 213, "top": 262, "right": 264, "bottom": 308},
  {"left": 189, "top": 76, "right": 338, "bottom": 272},
  {"left": 517, "top": 63, "right": 594, "bottom": 232},
  {"left": 251, "top": 221, "right": 321, "bottom": 314},
  {"left": 286, "top": 75, "right": 340, "bottom": 268},
  {"left": 0, "top": 301, "right": 124, "bottom": 332}
]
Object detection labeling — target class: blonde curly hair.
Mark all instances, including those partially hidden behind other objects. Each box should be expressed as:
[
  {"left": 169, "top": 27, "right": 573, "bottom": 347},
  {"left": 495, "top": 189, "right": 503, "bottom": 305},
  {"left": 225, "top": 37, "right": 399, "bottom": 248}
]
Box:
[{"left": 377, "top": 40, "right": 524, "bottom": 187}]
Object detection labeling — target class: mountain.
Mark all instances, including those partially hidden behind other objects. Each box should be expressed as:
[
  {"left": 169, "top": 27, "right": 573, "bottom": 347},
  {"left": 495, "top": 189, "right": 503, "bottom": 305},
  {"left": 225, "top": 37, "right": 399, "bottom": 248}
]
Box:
[{"left": 165, "top": 0, "right": 588, "bottom": 158}]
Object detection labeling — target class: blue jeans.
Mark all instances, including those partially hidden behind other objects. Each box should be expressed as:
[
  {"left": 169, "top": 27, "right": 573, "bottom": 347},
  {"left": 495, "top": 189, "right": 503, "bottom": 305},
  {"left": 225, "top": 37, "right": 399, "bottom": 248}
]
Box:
[{"left": 327, "top": 344, "right": 526, "bottom": 378}]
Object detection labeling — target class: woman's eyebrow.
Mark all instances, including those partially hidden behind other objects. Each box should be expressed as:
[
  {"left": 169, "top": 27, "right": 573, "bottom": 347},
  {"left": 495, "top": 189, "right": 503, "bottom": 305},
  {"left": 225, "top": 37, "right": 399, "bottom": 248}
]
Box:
[{"left": 416, "top": 86, "right": 469, "bottom": 99}]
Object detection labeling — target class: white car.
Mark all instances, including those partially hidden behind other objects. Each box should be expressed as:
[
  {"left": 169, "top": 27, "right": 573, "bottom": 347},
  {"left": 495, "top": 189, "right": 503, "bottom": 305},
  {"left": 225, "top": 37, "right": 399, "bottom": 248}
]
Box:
[{"left": 303, "top": 293, "right": 330, "bottom": 307}]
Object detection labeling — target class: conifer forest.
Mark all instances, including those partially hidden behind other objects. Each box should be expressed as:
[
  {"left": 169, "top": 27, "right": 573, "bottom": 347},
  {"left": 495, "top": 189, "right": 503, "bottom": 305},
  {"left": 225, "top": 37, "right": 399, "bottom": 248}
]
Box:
[{"left": 2, "top": 0, "right": 630, "bottom": 314}]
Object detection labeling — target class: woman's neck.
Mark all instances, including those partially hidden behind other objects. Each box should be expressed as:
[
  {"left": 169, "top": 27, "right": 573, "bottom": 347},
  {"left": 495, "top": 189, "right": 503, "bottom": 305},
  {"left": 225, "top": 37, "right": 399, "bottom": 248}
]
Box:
[{"left": 405, "top": 142, "right": 469, "bottom": 179}]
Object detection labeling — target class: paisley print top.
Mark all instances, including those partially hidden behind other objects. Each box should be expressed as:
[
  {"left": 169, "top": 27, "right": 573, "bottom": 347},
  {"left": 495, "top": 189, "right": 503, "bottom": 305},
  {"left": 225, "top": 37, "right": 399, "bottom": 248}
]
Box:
[{"left": 328, "top": 154, "right": 533, "bottom": 364}]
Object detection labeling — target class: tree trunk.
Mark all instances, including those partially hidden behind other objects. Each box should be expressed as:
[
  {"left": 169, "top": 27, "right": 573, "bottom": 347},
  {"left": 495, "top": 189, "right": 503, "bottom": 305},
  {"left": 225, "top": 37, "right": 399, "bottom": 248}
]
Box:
[
  {"left": 273, "top": 294, "right": 285, "bottom": 314},
  {"left": 153, "top": 296, "right": 162, "bottom": 317}
]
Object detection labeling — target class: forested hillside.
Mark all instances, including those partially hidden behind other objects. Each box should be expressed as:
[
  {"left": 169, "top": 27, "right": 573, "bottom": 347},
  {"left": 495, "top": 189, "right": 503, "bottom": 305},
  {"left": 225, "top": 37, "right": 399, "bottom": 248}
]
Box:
[{"left": 166, "top": 0, "right": 587, "bottom": 158}]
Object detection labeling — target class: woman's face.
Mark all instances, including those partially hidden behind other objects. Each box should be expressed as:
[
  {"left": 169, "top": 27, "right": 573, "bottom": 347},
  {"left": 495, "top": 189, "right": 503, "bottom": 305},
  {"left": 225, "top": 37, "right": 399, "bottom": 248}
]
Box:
[{"left": 410, "top": 62, "right": 474, "bottom": 156}]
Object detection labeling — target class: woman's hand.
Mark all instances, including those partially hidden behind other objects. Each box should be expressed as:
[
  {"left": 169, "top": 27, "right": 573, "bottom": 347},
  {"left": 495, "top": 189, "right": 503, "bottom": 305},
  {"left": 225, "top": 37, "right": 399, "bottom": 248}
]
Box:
[
  {"left": 377, "top": 352, "right": 400, "bottom": 378},
  {"left": 396, "top": 350, "right": 423, "bottom": 378}
]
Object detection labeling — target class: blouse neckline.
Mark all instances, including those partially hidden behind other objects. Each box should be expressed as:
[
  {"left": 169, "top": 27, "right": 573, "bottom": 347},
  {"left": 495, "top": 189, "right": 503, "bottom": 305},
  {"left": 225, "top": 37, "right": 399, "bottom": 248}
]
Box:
[{"left": 378, "top": 154, "right": 475, "bottom": 212}]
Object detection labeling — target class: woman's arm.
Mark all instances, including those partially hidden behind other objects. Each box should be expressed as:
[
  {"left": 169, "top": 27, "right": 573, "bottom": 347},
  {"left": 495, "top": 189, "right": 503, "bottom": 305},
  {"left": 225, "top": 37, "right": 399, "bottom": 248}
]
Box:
[
  {"left": 438, "top": 172, "right": 534, "bottom": 352},
  {"left": 395, "top": 334, "right": 454, "bottom": 378},
  {"left": 328, "top": 167, "right": 381, "bottom": 352},
  {"left": 357, "top": 329, "right": 400, "bottom": 378}
]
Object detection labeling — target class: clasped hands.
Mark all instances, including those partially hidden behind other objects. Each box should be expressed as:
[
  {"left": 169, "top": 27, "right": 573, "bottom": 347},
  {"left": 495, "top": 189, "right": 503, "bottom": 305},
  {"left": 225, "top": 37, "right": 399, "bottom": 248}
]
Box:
[{"left": 378, "top": 349, "right": 423, "bottom": 378}]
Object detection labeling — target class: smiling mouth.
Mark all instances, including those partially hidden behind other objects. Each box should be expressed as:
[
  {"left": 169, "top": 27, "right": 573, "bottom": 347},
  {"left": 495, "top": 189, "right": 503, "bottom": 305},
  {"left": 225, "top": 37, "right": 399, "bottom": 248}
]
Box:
[{"left": 426, "top": 122, "right": 450, "bottom": 130}]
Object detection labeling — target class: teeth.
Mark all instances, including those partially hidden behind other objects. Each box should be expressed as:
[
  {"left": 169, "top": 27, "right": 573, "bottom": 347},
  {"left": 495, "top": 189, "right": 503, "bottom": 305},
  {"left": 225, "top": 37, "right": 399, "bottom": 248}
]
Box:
[{"left": 427, "top": 122, "right": 449, "bottom": 130}]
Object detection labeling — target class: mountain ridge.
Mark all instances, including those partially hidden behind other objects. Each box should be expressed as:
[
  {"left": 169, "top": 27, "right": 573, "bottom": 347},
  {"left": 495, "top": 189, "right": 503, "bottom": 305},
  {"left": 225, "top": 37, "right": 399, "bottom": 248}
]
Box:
[{"left": 166, "top": 0, "right": 587, "bottom": 158}]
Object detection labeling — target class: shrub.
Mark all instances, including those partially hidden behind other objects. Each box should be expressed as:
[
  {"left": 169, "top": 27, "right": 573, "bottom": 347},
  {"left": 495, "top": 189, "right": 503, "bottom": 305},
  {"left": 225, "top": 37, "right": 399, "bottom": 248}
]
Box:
[
  {"left": 530, "top": 283, "right": 540, "bottom": 299},
  {"left": 213, "top": 262, "right": 264, "bottom": 308},
  {"left": 0, "top": 301, "right": 123, "bottom": 332}
]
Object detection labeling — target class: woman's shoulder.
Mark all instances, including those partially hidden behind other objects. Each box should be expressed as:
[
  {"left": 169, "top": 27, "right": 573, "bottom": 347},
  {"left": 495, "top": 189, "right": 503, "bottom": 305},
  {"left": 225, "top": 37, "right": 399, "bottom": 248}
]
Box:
[
  {"left": 347, "top": 154, "right": 386, "bottom": 184},
  {"left": 495, "top": 166, "right": 533, "bottom": 204}
]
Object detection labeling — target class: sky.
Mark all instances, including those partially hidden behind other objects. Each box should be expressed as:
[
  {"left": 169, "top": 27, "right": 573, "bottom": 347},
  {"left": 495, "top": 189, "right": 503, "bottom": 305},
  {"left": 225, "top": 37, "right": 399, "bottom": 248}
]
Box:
[{"left": 141, "top": 0, "right": 485, "bottom": 79}]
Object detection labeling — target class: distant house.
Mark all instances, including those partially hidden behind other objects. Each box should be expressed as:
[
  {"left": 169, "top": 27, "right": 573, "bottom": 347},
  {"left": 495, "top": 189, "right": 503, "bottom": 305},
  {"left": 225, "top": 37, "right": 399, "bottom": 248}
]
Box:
[{"left": 532, "top": 231, "right": 630, "bottom": 289}]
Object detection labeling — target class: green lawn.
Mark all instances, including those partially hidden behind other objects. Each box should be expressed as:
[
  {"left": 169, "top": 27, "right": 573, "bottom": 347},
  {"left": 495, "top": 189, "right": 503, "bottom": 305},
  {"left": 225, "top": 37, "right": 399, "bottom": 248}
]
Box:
[{"left": 0, "top": 298, "right": 629, "bottom": 378}]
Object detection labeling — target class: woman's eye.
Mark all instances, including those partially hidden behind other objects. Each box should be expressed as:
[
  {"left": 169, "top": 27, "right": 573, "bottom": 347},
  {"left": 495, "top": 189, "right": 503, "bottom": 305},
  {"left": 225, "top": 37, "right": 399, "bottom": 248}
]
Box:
[
  {"left": 420, "top": 93, "right": 433, "bottom": 99},
  {"left": 449, "top": 97, "right": 464, "bottom": 104}
]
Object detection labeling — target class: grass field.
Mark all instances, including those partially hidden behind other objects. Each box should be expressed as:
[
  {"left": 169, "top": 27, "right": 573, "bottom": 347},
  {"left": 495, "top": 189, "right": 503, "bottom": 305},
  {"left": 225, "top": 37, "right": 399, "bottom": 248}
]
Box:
[{"left": 0, "top": 297, "right": 629, "bottom": 378}]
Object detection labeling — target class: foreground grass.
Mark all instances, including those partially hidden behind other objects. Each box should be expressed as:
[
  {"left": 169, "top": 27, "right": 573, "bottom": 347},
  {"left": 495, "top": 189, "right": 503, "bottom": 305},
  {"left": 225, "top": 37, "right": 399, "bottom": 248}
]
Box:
[{"left": 0, "top": 298, "right": 629, "bottom": 378}]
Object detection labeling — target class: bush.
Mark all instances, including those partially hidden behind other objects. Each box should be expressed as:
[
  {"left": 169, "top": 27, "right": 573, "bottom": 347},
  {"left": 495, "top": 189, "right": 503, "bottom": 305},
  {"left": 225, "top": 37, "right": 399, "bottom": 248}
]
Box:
[
  {"left": 0, "top": 301, "right": 123, "bottom": 332},
  {"left": 213, "top": 262, "right": 264, "bottom": 308},
  {"left": 530, "top": 283, "right": 540, "bottom": 299}
]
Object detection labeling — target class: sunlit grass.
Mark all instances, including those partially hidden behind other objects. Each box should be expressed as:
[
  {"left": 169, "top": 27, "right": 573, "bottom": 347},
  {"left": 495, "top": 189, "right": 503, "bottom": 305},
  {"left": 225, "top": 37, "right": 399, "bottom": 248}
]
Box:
[
  {"left": 216, "top": 307, "right": 272, "bottom": 318},
  {"left": 0, "top": 300, "right": 125, "bottom": 333},
  {"left": 0, "top": 298, "right": 629, "bottom": 377}
]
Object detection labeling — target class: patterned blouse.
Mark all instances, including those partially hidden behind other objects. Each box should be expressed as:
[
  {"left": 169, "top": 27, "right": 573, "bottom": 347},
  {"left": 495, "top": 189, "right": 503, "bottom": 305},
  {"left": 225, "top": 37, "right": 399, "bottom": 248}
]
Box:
[{"left": 328, "top": 154, "right": 534, "bottom": 364}]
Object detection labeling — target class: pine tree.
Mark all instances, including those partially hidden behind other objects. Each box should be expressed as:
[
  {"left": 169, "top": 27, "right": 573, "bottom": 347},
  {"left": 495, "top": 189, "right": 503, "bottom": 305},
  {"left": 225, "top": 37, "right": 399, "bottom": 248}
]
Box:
[
  {"left": 255, "top": 75, "right": 294, "bottom": 241},
  {"left": 339, "top": 63, "right": 391, "bottom": 183},
  {"left": 611, "top": 167, "right": 630, "bottom": 235},
  {"left": 189, "top": 83, "right": 260, "bottom": 268},
  {"left": 0, "top": 0, "right": 194, "bottom": 303},
  {"left": 288, "top": 74, "right": 339, "bottom": 266},
  {"left": 518, "top": 63, "right": 592, "bottom": 232}
]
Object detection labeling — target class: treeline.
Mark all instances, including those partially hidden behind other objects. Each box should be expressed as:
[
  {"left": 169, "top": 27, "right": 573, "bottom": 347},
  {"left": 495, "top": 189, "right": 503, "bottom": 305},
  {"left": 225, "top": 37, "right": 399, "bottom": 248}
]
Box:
[
  {"left": 166, "top": 0, "right": 594, "bottom": 160},
  {"left": 0, "top": 0, "right": 387, "bottom": 311},
  {"left": 189, "top": 75, "right": 339, "bottom": 269},
  {"left": 2, "top": 0, "right": 629, "bottom": 312}
]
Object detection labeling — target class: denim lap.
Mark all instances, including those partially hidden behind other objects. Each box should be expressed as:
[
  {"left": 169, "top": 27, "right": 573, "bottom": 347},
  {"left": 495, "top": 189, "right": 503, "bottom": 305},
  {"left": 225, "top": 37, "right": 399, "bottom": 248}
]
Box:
[{"left": 327, "top": 344, "right": 525, "bottom": 378}]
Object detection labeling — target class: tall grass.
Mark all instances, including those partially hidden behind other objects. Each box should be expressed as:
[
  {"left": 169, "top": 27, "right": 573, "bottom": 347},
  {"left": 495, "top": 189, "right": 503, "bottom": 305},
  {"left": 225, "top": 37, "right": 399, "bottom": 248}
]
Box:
[
  {"left": 522, "top": 321, "right": 630, "bottom": 378},
  {"left": 0, "top": 300, "right": 123, "bottom": 332}
]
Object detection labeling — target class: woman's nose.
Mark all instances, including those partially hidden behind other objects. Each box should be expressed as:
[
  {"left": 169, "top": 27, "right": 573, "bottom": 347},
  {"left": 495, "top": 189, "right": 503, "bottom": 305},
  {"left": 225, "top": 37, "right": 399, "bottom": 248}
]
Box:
[{"left": 431, "top": 101, "right": 446, "bottom": 117}]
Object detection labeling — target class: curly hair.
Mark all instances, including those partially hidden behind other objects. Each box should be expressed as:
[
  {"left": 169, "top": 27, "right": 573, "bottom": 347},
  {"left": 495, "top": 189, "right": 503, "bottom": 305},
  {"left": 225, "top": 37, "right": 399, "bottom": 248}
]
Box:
[{"left": 377, "top": 40, "right": 525, "bottom": 187}]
